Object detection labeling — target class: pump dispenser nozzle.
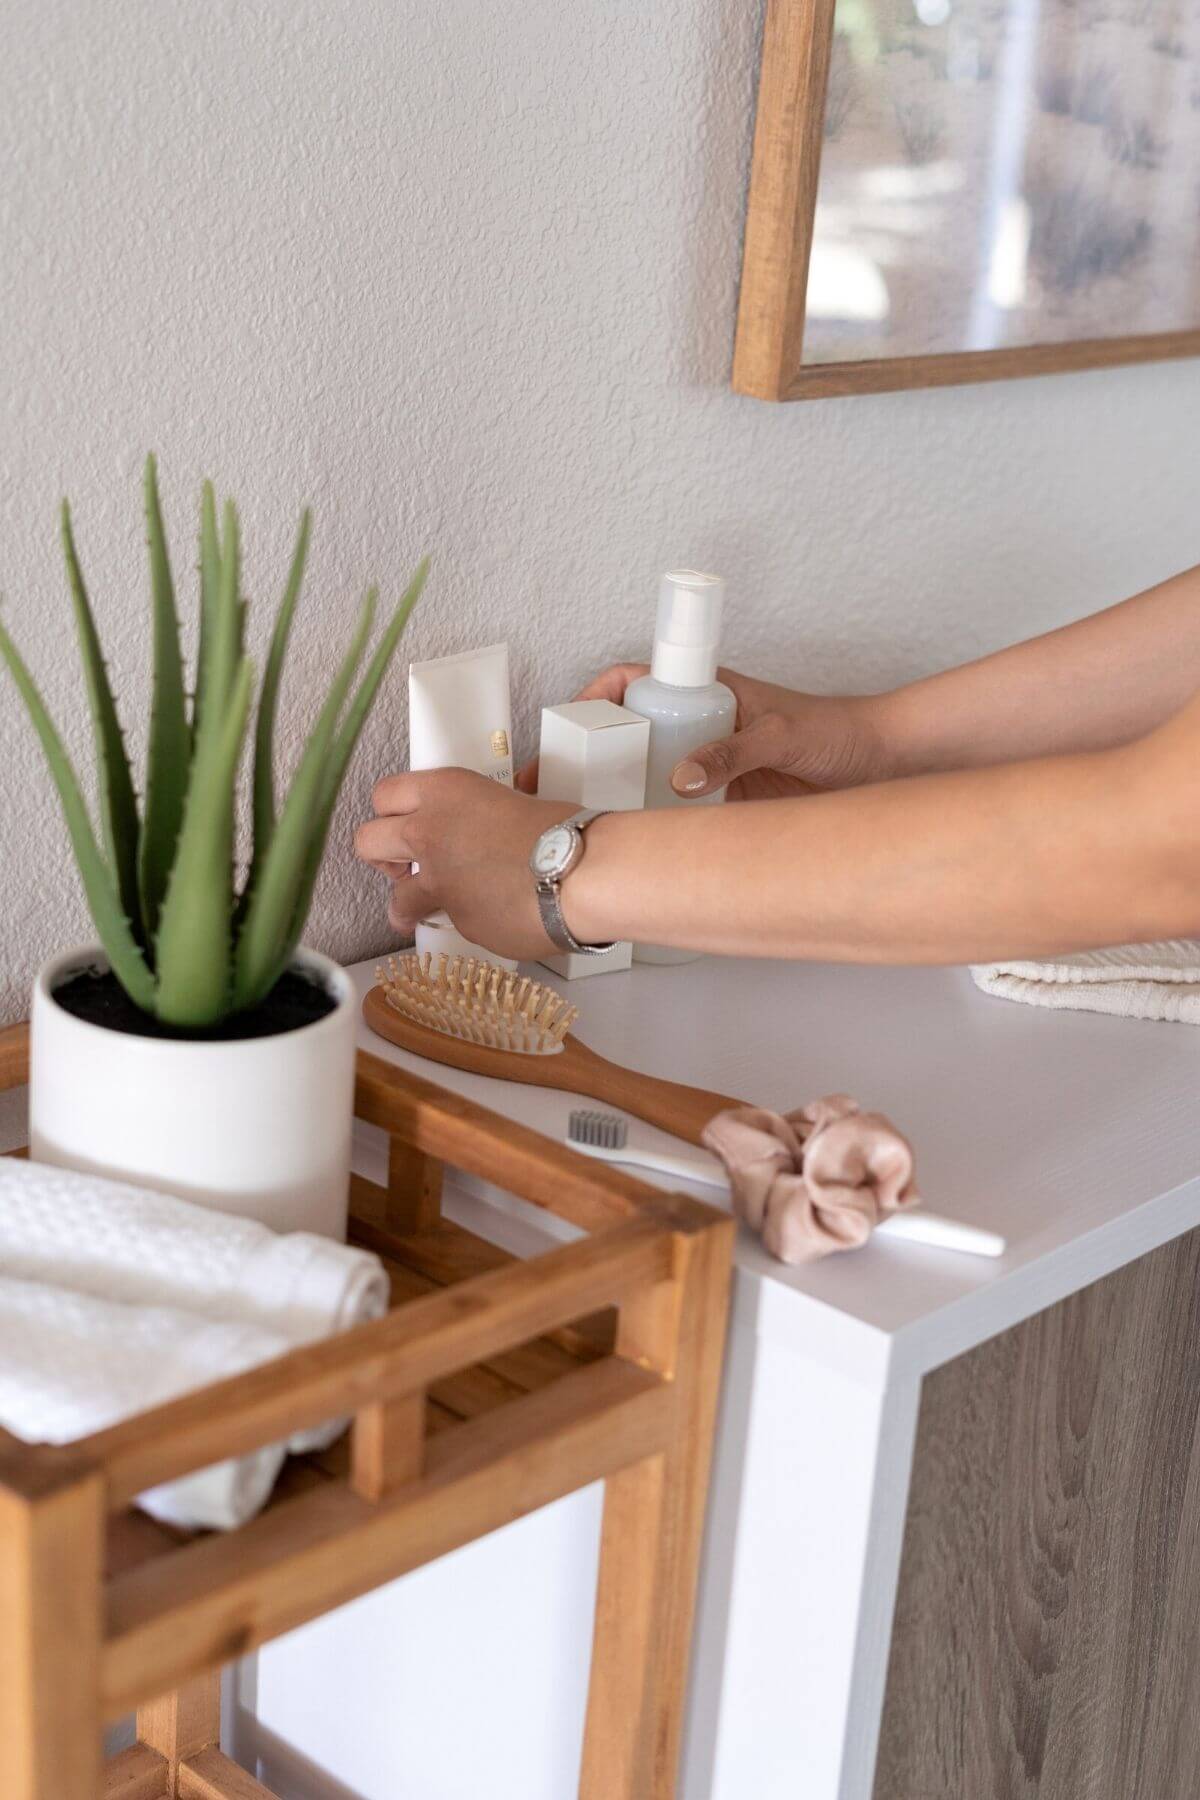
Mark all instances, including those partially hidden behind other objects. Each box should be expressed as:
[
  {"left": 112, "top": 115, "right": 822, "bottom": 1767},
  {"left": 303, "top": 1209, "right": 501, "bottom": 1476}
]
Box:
[
  {"left": 625, "top": 567, "right": 736, "bottom": 964},
  {"left": 651, "top": 570, "right": 725, "bottom": 688}
]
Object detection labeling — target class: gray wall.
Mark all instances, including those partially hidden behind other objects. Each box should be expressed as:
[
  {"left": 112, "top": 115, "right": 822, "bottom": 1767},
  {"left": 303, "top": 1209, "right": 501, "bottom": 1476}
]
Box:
[{"left": 1, "top": 0, "right": 1196, "bottom": 1022}]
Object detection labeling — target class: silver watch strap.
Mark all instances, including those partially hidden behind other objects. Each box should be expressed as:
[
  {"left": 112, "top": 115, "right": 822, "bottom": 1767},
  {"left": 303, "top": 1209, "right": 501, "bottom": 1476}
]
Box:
[{"left": 538, "top": 810, "right": 616, "bottom": 956}]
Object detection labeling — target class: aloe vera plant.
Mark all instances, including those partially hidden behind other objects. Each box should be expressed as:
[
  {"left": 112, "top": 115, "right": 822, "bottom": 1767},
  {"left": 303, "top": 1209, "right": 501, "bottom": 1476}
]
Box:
[{"left": 0, "top": 456, "right": 428, "bottom": 1029}]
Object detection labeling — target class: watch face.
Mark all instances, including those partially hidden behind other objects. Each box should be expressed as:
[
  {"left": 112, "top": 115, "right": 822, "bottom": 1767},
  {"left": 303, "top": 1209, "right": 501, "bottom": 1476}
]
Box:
[{"left": 531, "top": 824, "right": 576, "bottom": 879}]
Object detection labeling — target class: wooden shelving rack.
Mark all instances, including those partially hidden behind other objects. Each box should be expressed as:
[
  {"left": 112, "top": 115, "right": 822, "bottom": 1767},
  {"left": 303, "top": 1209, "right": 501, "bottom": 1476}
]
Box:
[{"left": 0, "top": 1022, "right": 734, "bottom": 1800}]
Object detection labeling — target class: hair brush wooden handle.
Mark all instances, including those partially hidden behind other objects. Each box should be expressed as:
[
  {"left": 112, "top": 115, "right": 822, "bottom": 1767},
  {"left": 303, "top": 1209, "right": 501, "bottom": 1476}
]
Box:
[{"left": 363, "top": 984, "right": 744, "bottom": 1147}]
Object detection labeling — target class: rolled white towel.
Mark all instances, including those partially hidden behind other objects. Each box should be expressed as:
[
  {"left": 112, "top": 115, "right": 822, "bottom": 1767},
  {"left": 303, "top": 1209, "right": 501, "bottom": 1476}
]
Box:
[
  {"left": 0, "top": 1273, "right": 291, "bottom": 1530},
  {"left": 0, "top": 1157, "right": 389, "bottom": 1342},
  {"left": 971, "top": 939, "right": 1200, "bottom": 1024}
]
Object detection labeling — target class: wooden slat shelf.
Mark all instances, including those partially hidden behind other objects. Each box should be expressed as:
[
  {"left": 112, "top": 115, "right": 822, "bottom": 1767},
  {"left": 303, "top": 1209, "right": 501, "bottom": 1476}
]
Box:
[
  {"left": 0, "top": 1018, "right": 734, "bottom": 1800},
  {"left": 103, "top": 1194, "right": 603, "bottom": 1582}
]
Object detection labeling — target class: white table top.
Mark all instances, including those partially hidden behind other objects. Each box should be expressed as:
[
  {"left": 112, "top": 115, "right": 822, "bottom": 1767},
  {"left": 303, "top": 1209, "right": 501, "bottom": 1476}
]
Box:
[{"left": 358, "top": 954, "right": 1200, "bottom": 1382}]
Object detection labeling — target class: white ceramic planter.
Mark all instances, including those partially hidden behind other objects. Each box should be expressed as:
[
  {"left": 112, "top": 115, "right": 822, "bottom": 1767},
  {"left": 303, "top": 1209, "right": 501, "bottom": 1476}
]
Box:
[{"left": 30, "top": 946, "right": 357, "bottom": 1239}]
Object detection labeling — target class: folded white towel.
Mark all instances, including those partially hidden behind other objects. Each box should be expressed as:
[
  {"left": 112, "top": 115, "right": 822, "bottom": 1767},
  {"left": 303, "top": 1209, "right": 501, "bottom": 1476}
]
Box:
[
  {"left": 0, "top": 1157, "right": 391, "bottom": 1488},
  {"left": 0, "top": 1273, "right": 291, "bottom": 1530},
  {"left": 0, "top": 1157, "right": 388, "bottom": 1342},
  {"left": 971, "top": 939, "right": 1200, "bottom": 1024}
]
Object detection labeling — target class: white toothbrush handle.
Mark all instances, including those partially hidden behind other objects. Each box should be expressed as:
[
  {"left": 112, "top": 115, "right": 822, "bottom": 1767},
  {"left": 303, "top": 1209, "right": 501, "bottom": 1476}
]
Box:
[
  {"left": 876, "top": 1211, "right": 1006, "bottom": 1258},
  {"left": 568, "top": 1137, "right": 729, "bottom": 1189},
  {"left": 568, "top": 1138, "right": 1005, "bottom": 1257}
]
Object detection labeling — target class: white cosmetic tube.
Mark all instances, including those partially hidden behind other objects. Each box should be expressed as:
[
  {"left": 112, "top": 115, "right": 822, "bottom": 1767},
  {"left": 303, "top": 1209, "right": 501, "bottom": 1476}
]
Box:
[{"left": 407, "top": 644, "right": 518, "bottom": 970}]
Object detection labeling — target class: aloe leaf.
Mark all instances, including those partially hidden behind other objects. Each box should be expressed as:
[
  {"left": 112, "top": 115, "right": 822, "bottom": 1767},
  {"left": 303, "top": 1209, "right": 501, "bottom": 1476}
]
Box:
[
  {"left": 207, "top": 499, "right": 242, "bottom": 723},
  {"left": 252, "top": 507, "right": 311, "bottom": 862},
  {"left": 153, "top": 657, "right": 255, "bottom": 1027},
  {"left": 327, "top": 560, "right": 428, "bottom": 780},
  {"left": 139, "top": 454, "right": 191, "bottom": 940},
  {"left": 193, "top": 480, "right": 221, "bottom": 734},
  {"left": 233, "top": 590, "right": 378, "bottom": 1009},
  {"left": 61, "top": 500, "right": 143, "bottom": 944},
  {"left": 272, "top": 558, "right": 429, "bottom": 985},
  {"left": 0, "top": 615, "right": 156, "bottom": 1012}
]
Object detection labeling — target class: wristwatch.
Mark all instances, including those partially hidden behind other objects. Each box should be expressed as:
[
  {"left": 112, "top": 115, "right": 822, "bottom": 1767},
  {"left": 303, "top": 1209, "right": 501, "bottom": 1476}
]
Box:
[{"left": 529, "top": 809, "right": 617, "bottom": 956}]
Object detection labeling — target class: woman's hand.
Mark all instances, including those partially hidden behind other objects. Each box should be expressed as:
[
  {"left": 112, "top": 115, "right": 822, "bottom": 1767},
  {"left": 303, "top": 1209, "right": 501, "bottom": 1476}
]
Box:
[
  {"left": 355, "top": 770, "right": 576, "bottom": 960},
  {"left": 516, "top": 663, "right": 895, "bottom": 801}
]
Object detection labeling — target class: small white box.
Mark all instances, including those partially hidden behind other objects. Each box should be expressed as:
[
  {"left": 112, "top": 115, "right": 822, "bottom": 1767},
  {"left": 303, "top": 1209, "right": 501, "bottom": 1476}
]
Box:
[
  {"left": 540, "top": 939, "right": 633, "bottom": 981},
  {"left": 537, "top": 699, "right": 650, "bottom": 813},
  {"left": 537, "top": 699, "right": 649, "bottom": 980}
]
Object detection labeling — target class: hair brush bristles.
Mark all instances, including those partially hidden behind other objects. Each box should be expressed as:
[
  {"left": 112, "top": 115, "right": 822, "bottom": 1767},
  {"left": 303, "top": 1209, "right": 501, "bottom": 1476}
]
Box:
[{"left": 376, "top": 952, "right": 580, "bottom": 1056}]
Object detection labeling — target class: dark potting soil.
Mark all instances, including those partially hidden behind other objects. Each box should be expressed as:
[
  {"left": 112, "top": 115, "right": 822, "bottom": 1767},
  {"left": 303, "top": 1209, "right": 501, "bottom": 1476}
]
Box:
[{"left": 53, "top": 966, "right": 338, "bottom": 1042}]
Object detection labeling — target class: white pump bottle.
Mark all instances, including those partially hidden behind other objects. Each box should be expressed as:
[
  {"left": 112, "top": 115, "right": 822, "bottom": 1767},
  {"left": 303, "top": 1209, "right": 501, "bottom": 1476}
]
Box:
[{"left": 623, "top": 570, "right": 736, "bottom": 965}]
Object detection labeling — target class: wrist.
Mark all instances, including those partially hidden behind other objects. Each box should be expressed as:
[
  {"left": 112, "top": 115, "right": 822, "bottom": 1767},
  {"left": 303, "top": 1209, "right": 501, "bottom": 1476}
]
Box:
[
  {"left": 557, "top": 811, "right": 624, "bottom": 947},
  {"left": 860, "top": 684, "right": 944, "bottom": 781},
  {"left": 842, "top": 689, "right": 911, "bottom": 782}
]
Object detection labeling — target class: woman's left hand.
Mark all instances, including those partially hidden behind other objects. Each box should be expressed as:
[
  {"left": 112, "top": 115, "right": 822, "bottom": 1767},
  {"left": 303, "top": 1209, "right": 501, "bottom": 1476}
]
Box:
[{"left": 354, "top": 769, "right": 576, "bottom": 960}]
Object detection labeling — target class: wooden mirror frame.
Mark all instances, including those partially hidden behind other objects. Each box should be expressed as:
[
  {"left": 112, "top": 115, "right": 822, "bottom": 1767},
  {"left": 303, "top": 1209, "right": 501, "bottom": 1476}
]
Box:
[{"left": 732, "top": 0, "right": 1200, "bottom": 402}]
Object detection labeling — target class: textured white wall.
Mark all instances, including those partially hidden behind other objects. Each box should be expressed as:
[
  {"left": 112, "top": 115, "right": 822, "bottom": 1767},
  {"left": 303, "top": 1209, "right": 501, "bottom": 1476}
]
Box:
[{"left": 1, "top": 0, "right": 1196, "bottom": 1024}]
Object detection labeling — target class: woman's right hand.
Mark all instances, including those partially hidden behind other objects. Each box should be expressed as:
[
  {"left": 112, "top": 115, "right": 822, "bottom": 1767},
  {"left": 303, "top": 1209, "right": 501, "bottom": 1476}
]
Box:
[{"left": 517, "top": 663, "right": 897, "bottom": 801}]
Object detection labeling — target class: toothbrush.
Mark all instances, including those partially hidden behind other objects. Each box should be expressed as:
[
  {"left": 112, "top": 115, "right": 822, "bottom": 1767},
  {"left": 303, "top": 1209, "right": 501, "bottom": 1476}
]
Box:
[{"left": 566, "top": 1110, "right": 1007, "bottom": 1259}]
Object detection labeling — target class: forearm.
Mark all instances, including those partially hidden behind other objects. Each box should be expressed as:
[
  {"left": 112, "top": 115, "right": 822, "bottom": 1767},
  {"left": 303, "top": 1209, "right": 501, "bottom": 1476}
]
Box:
[
  {"left": 565, "top": 731, "right": 1200, "bottom": 964},
  {"left": 875, "top": 564, "right": 1200, "bottom": 777}
]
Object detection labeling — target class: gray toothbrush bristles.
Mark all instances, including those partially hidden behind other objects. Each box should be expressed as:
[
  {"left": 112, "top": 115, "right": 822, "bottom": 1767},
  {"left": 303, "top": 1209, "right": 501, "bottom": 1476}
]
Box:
[{"left": 567, "top": 1109, "right": 628, "bottom": 1151}]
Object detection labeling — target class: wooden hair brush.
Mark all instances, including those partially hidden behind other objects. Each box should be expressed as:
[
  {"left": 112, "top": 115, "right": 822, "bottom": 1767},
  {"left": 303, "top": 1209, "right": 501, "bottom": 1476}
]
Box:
[{"left": 364, "top": 953, "right": 743, "bottom": 1147}]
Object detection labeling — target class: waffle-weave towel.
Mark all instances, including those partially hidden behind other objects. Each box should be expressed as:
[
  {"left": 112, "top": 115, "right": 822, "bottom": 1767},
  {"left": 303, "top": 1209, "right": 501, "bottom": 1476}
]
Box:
[{"left": 971, "top": 940, "right": 1200, "bottom": 1023}]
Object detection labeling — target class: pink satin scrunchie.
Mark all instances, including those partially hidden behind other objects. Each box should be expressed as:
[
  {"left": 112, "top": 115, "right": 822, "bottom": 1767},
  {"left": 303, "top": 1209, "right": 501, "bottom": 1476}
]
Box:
[{"left": 701, "top": 1094, "right": 918, "bottom": 1266}]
